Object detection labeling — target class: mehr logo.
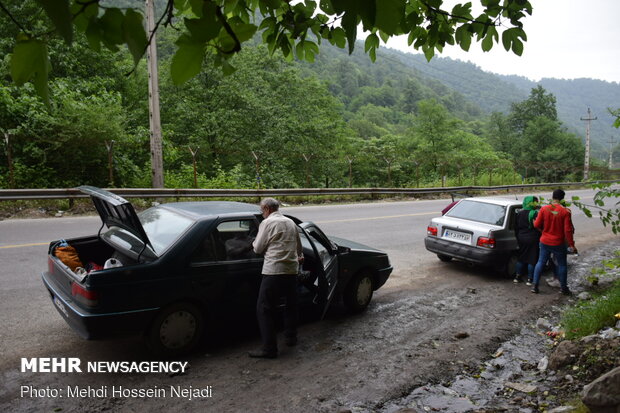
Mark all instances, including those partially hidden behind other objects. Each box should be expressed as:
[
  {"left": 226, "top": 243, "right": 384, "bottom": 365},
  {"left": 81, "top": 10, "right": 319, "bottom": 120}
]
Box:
[{"left": 21, "top": 358, "right": 82, "bottom": 373}]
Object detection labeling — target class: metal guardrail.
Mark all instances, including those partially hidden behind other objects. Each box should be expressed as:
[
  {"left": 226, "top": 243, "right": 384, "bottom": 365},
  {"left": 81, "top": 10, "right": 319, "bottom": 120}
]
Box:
[{"left": 0, "top": 181, "right": 617, "bottom": 201}]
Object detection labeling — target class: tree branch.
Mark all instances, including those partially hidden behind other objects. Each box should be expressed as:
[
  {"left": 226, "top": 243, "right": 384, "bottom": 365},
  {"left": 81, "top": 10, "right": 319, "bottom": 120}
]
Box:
[
  {"left": 0, "top": 1, "right": 31, "bottom": 35},
  {"left": 215, "top": 5, "right": 241, "bottom": 54}
]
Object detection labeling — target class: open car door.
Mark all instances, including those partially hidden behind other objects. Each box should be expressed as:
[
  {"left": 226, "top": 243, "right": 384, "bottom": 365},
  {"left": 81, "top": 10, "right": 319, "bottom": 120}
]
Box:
[{"left": 299, "top": 222, "right": 339, "bottom": 319}]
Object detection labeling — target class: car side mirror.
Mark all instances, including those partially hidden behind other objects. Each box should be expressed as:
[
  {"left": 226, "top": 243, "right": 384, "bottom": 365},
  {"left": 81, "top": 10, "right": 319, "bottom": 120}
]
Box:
[{"left": 337, "top": 245, "right": 351, "bottom": 254}]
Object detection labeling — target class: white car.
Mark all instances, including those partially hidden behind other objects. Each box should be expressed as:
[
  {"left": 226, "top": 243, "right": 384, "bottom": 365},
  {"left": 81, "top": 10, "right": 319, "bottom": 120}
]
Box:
[{"left": 424, "top": 197, "right": 523, "bottom": 276}]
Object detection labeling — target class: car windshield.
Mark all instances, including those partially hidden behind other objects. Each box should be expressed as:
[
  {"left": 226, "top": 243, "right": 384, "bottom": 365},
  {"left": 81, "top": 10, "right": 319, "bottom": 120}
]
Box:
[
  {"left": 446, "top": 200, "right": 507, "bottom": 226},
  {"left": 102, "top": 207, "right": 194, "bottom": 256}
]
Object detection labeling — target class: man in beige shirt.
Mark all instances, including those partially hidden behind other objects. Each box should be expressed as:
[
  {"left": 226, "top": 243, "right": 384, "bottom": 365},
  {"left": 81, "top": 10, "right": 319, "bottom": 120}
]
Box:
[{"left": 250, "top": 198, "right": 303, "bottom": 358}]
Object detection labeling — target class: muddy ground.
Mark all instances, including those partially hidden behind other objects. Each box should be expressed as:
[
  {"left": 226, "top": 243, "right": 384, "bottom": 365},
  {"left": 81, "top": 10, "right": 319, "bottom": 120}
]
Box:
[{"left": 2, "top": 234, "right": 618, "bottom": 413}]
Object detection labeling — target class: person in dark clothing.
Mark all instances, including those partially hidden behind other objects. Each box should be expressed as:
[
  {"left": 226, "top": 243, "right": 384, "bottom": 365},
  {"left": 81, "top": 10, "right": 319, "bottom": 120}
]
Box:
[{"left": 514, "top": 196, "right": 540, "bottom": 285}]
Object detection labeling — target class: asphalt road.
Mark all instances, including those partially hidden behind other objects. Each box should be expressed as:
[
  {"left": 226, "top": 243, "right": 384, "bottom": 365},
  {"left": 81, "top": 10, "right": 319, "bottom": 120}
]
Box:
[{"left": 0, "top": 188, "right": 615, "bottom": 412}]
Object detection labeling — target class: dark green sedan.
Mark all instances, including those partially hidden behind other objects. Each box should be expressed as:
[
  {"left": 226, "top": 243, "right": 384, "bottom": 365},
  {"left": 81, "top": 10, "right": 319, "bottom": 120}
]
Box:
[{"left": 42, "top": 186, "right": 393, "bottom": 355}]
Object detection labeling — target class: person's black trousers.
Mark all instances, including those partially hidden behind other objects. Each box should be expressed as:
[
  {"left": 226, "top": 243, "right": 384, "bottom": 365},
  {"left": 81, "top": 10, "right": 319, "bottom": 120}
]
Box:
[{"left": 256, "top": 274, "right": 298, "bottom": 353}]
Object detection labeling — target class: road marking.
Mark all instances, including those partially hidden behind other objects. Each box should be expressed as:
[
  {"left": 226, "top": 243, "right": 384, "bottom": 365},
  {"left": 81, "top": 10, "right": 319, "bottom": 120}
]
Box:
[
  {"left": 0, "top": 242, "right": 48, "bottom": 249},
  {"left": 315, "top": 211, "right": 437, "bottom": 224}
]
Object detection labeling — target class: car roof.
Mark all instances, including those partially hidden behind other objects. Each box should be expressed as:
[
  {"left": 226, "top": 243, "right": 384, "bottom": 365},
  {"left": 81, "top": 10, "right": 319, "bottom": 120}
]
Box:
[
  {"left": 161, "top": 201, "right": 261, "bottom": 219},
  {"left": 459, "top": 197, "right": 522, "bottom": 207}
]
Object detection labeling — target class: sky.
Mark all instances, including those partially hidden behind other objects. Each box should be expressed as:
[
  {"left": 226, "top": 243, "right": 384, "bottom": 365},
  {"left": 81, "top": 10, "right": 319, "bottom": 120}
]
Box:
[{"left": 385, "top": 0, "right": 620, "bottom": 83}]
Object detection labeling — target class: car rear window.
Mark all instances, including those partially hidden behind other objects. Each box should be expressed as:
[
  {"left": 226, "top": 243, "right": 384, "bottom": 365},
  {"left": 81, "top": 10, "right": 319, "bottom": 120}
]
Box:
[
  {"left": 139, "top": 208, "right": 194, "bottom": 254},
  {"left": 445, "top": 200, "right": 507, "bottom": 226}
]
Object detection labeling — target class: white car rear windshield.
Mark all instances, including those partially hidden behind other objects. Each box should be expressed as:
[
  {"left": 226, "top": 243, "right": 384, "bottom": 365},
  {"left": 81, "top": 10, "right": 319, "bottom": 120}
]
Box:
[{"left": 446, "top": 200, "right": 507, "bottom": 226}]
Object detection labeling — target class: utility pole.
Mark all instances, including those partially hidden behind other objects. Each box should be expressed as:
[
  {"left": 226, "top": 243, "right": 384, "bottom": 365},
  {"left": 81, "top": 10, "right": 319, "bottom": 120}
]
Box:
[
  {"left": 146, "top": 0, "right": 164, "bottom": 188},
  {"left": 580, "top": 107, "right": 597, "bottom": 181},
  {"left": 302, "top": 153, "right": 311, "bottom": 187},
  {"left": 251, "top": 151, "right": 261, "bottom": 189},
  {"left": 4, "top": 132, "right": 14, "bottom": 188},
  {"left": 105, "top": 140, "right": 115, "bottom": 187},
  {"left": 608, "top": 136, "right": 616, "bottom": 169},
  {"left": 346, "top": 156, "right": 353, "bottom": 188},
  {"left": 188, "top": 146, "right": 199, "bottom": 188}
]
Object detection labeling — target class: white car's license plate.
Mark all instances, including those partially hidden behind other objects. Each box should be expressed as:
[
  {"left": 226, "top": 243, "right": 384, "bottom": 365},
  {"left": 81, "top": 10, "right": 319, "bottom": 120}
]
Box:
[
  {"left": 442, "top": 229, "right": 471, "bottom": 244},
  {"left": 53, "top": 296, "right": 69, "bottom": 318}
]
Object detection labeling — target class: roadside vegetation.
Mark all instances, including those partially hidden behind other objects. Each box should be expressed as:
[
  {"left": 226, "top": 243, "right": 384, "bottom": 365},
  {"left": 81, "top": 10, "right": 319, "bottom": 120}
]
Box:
[{"left": 561, "top": 256, "right": 620, "bottom": 340}]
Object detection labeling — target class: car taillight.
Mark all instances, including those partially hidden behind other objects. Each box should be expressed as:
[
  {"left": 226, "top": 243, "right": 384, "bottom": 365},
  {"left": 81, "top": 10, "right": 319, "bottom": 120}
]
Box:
[
  {"left": 71, "top": 282, "right": 98, "bottom": 307},
  {"left": 427, "top": 226, "right": 438, "bottom": 236},
  {"left": 477, "top": 236, "right": 496, "bottom": 249},
  {"left": 48, "top": 257, "right": 54, "bottom": 274}
]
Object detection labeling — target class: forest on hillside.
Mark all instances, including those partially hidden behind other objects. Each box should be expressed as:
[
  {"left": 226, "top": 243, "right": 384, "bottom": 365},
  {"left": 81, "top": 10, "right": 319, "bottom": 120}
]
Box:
[
  {"left": 0, "top": 0, "right": 615, "bottom": 190},
  {"left": 383, "top": 49, "right": 620, "bottom": 160}
]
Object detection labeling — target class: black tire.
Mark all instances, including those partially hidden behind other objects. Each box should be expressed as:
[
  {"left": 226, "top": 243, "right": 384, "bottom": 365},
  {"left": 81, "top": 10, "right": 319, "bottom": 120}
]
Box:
[
  {"left": 437, "top": 254, "right": 453, "bottom": 262},
  {"left": 146, "top": 302, "right": 204, "bottom": 356},
  {"left": 343, "top": 270, "right": 374, "bottom": 313},
  {"left": 501, "top": 254, "right": 518, "bottom": 278}
]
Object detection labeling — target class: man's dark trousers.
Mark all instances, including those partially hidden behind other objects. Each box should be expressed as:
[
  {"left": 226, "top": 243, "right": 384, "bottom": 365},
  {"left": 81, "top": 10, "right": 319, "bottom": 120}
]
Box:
[{"left": 256, "top": 274, "right": 298, "bottom": 354}]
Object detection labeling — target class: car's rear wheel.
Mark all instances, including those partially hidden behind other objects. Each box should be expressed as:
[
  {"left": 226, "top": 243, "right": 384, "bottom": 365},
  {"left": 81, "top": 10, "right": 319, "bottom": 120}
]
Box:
[
  {"left": 146, "top": 302, "right": 204, "bottom": 356},
  {"left": 437, "top": 254, "right": 453, "bottom": 262},
  {"left": 501, "top": 254, "right": 518, "bottom": 278},
  {"left": 343, "top": 270, "right": 374, "bottom": 313}
]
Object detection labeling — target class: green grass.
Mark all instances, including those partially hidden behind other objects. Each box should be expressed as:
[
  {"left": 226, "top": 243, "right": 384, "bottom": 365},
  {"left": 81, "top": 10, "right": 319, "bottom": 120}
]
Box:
[{"left": 561, "top": 279, "right": 620, "bottom": 340}]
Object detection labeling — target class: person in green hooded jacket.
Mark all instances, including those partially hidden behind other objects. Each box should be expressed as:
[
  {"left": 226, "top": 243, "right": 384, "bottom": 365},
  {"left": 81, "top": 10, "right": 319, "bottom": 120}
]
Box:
[{"left": 514, "top": 196, "right": 541, "bottom": 284}]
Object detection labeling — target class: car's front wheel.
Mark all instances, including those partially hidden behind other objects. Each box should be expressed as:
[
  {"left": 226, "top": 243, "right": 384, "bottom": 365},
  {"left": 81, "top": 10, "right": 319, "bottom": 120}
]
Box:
[
  {"left": 146, "top": 302, "right": 204, "bottom": 356},
  {"left": 343, "top": 270, "right": 374, "bottom": 313}
]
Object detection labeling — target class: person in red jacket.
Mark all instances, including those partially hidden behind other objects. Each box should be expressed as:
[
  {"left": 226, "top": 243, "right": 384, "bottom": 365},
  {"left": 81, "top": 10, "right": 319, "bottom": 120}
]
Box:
[{"left": 531, "top": 189, "right": 577, "bottom": 295}]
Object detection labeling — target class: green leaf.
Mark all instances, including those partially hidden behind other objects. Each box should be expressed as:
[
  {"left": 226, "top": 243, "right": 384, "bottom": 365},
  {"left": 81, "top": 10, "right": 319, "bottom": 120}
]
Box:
[
  {"left": 10, "top": 39, "right": 43, "bottom": 85},
  {"left": 511, "top": 38, "right": 523, "bottom": 55},
  {"left": 364, "top": 33, "right": 379, "bottom": 52},
  {"left": 71, "top": 1, "right": 98, "bottom": 32},
  {"left": 185, "top": 14, "right": 220, "bottom": 43},
  {"left": 263, "top": 0, "right": 283, "bottom": 8},
  {"left": 319, "top": 0, "right": 335, "bottom": 14},
  {"left": 221, "top": 59, "right": 236, "bottom": 76},
  {"left": 230, "top": 20, "right": 258, "bottom": 42},
  {"left": 37, "top": 0, "right": 73, "bottom": 43},
  {"left": 341, "top": 9, "right": 358, "bottom": 54},
  {"left": 331, "top": 27, "right": 347, "bottom": 48},
  {"left": 295, "top": 40, "right": 305, "bottom": 60},
  {"left": 10, "top": 38, "right": 50, "bottom": 106},
  {"left": 85, "top": 19, "right": 102, "bottom": 52},
  {"left": 455, "top": 25, "right": 471, "bottom": 51},
  {"left": 375, "top": 0, "right": 404, "bottom": 35},
  {"left": 100, "top": 8, "right": 125, "bottom": 47},
  {"left": 501, "top": 28, "right": 513, "bottom": 51},
  {"left": 481, "top": 26, "right": 497, "bottom": 52},
  {"left": 378, "top": 30, "right": 389, "bottom": 43},
  {"left": 303, "top": 40, "right": 319, "bottom": 59},
  {"left": 423, "top": 45, "right": 434, "bottom": 61},
  {"left": 189, "top": 0, "right": 204, "bottom": 16},
  {"left": 170, "top": 42, "right": 205, "bottom": 85},
  {"left": 122, "top": 9, "right": 148, "bottom": 64},
  {"left": 369, "top": 46, "right": 376, "bottom": 61}
]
